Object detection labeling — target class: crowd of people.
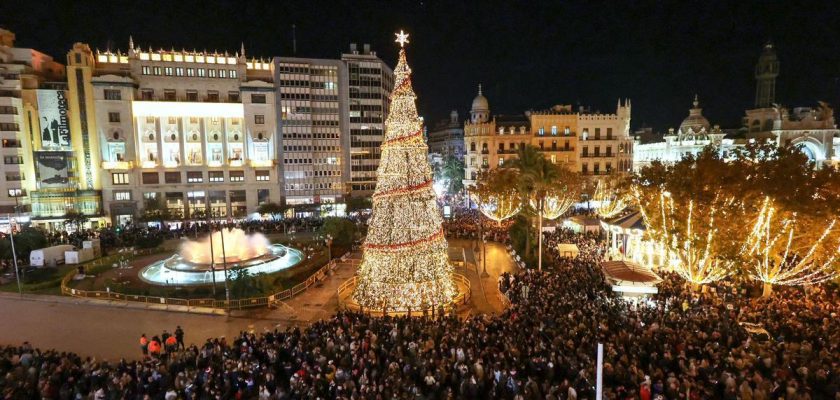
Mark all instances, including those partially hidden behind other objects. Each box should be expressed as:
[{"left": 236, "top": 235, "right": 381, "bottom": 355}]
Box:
[
  {"left": 443, "top": 210, "right": 512, "bottom": 243},
  {"left": 1, "top": 216, "right": 839, "bottom": 399}
]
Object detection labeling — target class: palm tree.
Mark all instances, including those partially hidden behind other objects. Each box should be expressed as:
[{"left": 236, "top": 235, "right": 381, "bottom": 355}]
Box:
[{"left": 507, "top": 145, "right": 581, "bottom": 271}]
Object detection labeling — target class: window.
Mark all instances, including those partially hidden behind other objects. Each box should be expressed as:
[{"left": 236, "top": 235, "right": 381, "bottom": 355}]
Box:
[
  {"left": 582, "top": 163, "right": 588, "bottom": 174},
  {"left": 153, "top": 66, "right": 162, "bottom": 75},
  {"left": 164, "top": 89, "right": 176, "bottom": 101},
  {"left": 108, "top": 112, "right": 121, "bottom": 123},
  {"left": 208, "top": 69, "right": 217, "bottom": 78},
  {"left": 219, "top": 69, "right": 227, "bottom": 78},
  {"left": 229, "top": 170, "right": 245, "bottom": 182},
  {"left": 186, "top": 68, "right": 195, "bottom": 77},
  {"left": 606, "top": 146, "right": 612, "bottom": 156},
  {"left": 595, "top": 128, "right": 601, "bottom": 139},
  {"left": 254, "top": 114, "right": 265, "bottom": 124},
  {"left": 229, "top": 69, "right": 237, "bottom": 79},
  {"left": 141, "top": 89, "right": 154, "bottom": 100},
  {"left": 164, "top": 67, "right": 173, "bottom": 76},
  {"left": 175, "top": 67, "right": 184, "bottom": 76},
  {"left": 186, "top": 90, "right": 198, "bottom": 101},
  {"left": 104, "top": 89, "right": 121, "bottom": 100},
  {"left": 582, "top": 146, "right": 588, "bottom": 157},
  {"left": 607, "top": 128, "right": 613, "bottom": 139},
  {"left": 165, "top": 172, "right": 181, "bottom": 184},
  {"left": 251, "top": 94, "right": 266, "bottom": 104},
  {"left": 3, "top": 156, "right": 23, "bottom": 164},
  {"left": 470, "top": 142, "right": 476, "bottom": 152},
  {"left": 112, "top": 173, "right": 129, "bottom": 185},
  {"left": 209, "top": 171, "right": 224, "bottom": 182},
  {"left": 228, "top": 91, "right": 240, "bottom": 102},
  {"left": 114, "top": 191, "right": 131, "bottom": 200},
  {"left": 142, "top": 172, "right": 159, "bottom": 184},
  {"left": 255, "top": 170, "right": 270, "bottom": 181},
  {"left": 207, "top": 91, "right": 219, "bottom": 102},
  {"left": 197, "top": 68, "right": 206, "bottom": 77},
  {"left": 141, "top": 66, "right": 151, "bottom": 75},
  {"left": 7, "top": 188, "right": 24, "bottom": 197},
  {"left": 564, "top": 126, "right": 570, "bottom": 135},
  {"left": 551, "top": 126, "right": 558, "bottom": 135},
  {"left": 538, "top": 127, "right": 545, "bottom": 136},
  {"left": 187, "top": 171, "right": 203, "bottom": 183}
]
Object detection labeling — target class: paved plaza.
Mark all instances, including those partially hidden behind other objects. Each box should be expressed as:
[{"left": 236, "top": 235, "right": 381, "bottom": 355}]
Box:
[{"left": 0, "top": 240, "right": 516, "bottom": 360}]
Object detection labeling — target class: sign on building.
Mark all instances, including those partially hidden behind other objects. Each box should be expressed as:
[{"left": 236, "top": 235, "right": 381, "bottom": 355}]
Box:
[
  {"left": 36, "top": 89, "right": 71, "bottom": 149},
  {"left": 35, "top": 151, "right": 72, "bottom": 188}
]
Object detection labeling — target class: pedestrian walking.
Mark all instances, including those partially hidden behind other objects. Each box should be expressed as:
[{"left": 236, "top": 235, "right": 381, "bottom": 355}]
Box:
[
  {"left": 175, "top": 325, "right": 184, "bottom": 349},
  {"left": 139, "top": 333, "right": 148, "bottom": 357}
]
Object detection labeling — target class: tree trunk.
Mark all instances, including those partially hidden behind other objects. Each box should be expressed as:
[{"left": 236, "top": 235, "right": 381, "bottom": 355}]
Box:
[
  {"left": 762, "top": 282, "right": 773, "bottom": 297},
  {"left": 538, "top": 213, "right": 544, "bottom": 271}
]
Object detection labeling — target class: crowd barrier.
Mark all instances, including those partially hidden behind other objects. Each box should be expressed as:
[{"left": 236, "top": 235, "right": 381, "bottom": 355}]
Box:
[{"left": 60, "top": 252, "right": 351, "bottom": 310}]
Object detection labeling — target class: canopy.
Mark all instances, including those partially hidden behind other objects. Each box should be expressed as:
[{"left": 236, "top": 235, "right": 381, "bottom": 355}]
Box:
[
  {"left": 555, "top": 243, "right": 579, "bottom": 259},
  {"left": 601, "top": 260, "right": 661, "bottom": 295},
  {"left": 601, "top": 210, "right": 646, "bottom": 237}
]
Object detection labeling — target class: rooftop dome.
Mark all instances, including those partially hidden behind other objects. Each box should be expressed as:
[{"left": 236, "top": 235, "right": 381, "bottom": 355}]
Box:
[
  {"left": 679, "top": 94, "right": 711, "bottom": 135},
  {"left": 471, "top": 84, "right": 489, "bottom": 112}
]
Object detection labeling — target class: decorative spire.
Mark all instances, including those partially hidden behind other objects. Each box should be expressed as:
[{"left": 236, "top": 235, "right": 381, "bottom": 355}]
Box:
[
  {"left": 240, "top": 42, "right": 245, "bottom": 57},
  {"left": 478, "top": 83, "right": 483, "bottom": 96},
  {"left": 693, "top": 94, "right": 699, "bottom": 108},
  {"left": 395, "top": 30, "right": 410, "bottom": 48},
  {"left": 128, "top": 35, "right": 134, "bottom": 51}
]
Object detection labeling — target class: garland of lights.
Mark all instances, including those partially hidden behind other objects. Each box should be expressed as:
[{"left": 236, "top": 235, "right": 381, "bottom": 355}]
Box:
[
  {"left": 594, "top": 179, "right": 628, "bottom": 219},
  {"left": 352, "top": 33, "right": 457, "bottom": 311},
  {"left": 530, "top": 189, "right": 576, "bottom": 220},
  {"left": 743, "top": 197, "right": 840, "bottom": 288},
  {"left": 636, "top": 188, "right": 734, "bottom": 285}
]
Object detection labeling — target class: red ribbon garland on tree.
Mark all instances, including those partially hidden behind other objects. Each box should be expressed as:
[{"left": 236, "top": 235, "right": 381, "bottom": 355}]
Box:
[
  {"left": 364, "top": 228, "right": 444, "bottom": 251},
  {"left": 373, "top": 179, "right": 433, "bottom": 199}
]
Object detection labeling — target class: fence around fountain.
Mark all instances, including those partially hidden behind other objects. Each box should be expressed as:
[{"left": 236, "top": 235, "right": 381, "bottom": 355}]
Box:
[{"left": 61, "top": 251, "right": 351, "bottom": 310}]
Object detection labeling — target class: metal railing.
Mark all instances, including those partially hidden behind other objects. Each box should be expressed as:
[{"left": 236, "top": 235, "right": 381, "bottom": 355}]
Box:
[{"left": 61, "top": 252, "right": 350, "bottom": 310}]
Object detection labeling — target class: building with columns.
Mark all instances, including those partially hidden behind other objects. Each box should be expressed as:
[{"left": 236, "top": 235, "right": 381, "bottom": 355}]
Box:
[{"left": 463, "top": 85, "right": 633, "bottom": 187}]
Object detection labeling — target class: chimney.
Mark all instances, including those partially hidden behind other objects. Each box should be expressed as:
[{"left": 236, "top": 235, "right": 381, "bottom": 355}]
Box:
[
  {"left": 363, "top": 43, "right": 370, "bottom": 54},
  {"left": 350, "top": 43, "right": 357, "bottom": 54}
]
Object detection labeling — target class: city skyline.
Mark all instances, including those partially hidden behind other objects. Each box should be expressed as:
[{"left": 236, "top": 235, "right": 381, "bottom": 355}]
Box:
[{"left": 4, "top": 0, "right": 840, "bottom": 132}]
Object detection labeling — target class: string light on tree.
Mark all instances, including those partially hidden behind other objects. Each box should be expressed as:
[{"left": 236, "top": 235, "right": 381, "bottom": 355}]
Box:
[
  {"left": 471, "top": 169, "right": 521, "bottom": 225},
  {"left": 743, "top": 197, "right": 840, "bottom": 296},
  {"left": 594, "top": 179, "right": 628, "bottom": 218},
  {"left": 636, "top": 189, "right": 734, "bottom": 286},
  {"left": 352, "top": 31, "right": 457, "bottom": 312}
]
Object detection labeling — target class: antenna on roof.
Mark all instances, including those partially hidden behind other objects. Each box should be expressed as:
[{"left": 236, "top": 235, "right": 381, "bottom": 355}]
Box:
[{"left": 292, "top": 24, "right": 297, "bottom": 55}]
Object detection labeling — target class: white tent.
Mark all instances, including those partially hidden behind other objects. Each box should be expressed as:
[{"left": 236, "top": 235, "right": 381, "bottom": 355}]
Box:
[{"left": 556, "top": 243, "right": 580, "bottom": 259}]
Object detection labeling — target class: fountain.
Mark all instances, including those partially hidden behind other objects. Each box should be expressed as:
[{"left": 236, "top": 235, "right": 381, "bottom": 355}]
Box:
[{"left": 139, "top": 229, "right": 304, "bottom": 286}]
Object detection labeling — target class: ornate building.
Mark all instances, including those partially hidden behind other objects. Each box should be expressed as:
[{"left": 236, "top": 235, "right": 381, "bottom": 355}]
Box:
[
  {"left": 633, "top": 95, "right": 739, "bottom": 170},
  {"left": 463, "top": 85, "right": 633, "bottom": 187},
  {"left": 426, "top": 110, "right": 465, "bottom": 160}
]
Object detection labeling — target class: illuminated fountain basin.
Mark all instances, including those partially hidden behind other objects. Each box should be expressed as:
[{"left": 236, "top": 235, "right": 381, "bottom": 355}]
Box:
[{"left": 139, "top": 229, "right": 304, "bottom": 286}]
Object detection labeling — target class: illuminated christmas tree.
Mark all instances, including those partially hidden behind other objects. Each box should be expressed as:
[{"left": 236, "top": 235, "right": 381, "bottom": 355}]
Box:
[{"left": 352, "top": 31, "right": 457, "bottom": 311}]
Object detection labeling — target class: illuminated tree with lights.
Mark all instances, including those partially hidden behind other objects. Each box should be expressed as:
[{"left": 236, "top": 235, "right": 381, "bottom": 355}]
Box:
[
  {"left": 744, "top": 197, "right": 840, "bottom": 297},
  {"left": 594, "top": 178, "right": 628, "bottom": 218},
  {"left": 352, "top": 31, "right": 456, "bottom": 312},
  {"left": 636, "top": 189, "right": 735, "bottom": 286},
  {"left": 471, "top": 168, "right": 522, "bottom": 225}
]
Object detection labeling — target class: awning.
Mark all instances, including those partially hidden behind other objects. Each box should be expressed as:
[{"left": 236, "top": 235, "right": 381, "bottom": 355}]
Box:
[{"left": 601, "top": 260, "right": 661, "bottom": 284}]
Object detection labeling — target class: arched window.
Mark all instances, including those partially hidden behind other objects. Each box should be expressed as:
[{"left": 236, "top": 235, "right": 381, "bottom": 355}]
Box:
[{"left": 470, "top": 142, "right": 476, "bottom": 152}]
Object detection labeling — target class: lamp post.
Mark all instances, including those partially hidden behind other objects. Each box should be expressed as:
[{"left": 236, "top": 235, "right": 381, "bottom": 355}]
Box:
[
  {"left": 207, "top": 209, "right": 217, "bottom": 296},
  {"left": 325, "top": 234, "right": 333, "bottom": 261},
  {"left": 7, "top": 214, "right": 21, "bottom": 296},
  {"left": 478, "top": 218, "right": 488, "bottom": 277},
  {"left": 220, "top": 220, "right": 230, "bottom": 308}
]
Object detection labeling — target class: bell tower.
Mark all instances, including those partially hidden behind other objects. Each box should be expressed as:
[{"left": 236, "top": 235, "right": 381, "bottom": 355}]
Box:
[{"left": 755, "top": 42, "right": 779, "bottom": 108}]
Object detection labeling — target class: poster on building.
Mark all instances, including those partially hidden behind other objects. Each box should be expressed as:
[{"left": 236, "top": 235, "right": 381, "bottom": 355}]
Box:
[
  {"left": 35, "top": 151, "right": 72, "bottom": 188},
  {"left": 36, "top": 89, "right": 71, "bottom": 148}
]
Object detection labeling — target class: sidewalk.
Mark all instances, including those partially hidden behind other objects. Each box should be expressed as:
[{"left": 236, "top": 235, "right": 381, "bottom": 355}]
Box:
[{"left": 0, "top": 291, "right": 228, "bottom": 316}]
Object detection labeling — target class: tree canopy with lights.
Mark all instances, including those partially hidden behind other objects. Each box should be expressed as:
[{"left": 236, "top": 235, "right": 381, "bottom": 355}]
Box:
[
  {"left": 352, "top": 32, "right": 456, "bottom": 311},
  {"left": 471, "top": 168, "right": 522, "bottom": 225}
]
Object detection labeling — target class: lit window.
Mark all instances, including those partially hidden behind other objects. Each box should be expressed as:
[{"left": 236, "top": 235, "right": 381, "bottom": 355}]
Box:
[
  {"left": 229, "top": 170, "right": 245, "bottom": 182},
  {"left": 209, "top": 171, "right": 224, "bottom": 182},
  {"left": 175, "top": 67, "right": 184, "bottom": 76},
  {"left": 114, "top": 191, "right": 131, "bottom": 200},
  {"left": 229, "top": 69, "right": 237, "bottom": 78},
  {"left": 153, "top": 66, "right": 162, "bottom": 75},
  {"left": 219, "top": 69, "right": 227, "bottom": 78},
  {"left": 538, "top": 127, "right": 544, "bottom": 136},
  {"left": 112, "top": 173, "right": 129, "bottom": 185},
  {"left": 186, "top": 68, "right": 195, "bottom": 77},
  {"left": 164, "top": 67, "right": 173, "bottom": 76},
  {"left": 551, "top": 126, "right": 558, "bottom": 135},
  {"left": 187, "top": 171, "right": 203, "bottom": 183},
  {"left": 197, "top": 68, "right": 206, "bottom": 77},
  {"left": 141, "top": 66, "right": 151, "bottom": 75},
  {"left": 208, "top": 69, "right": 217, "bottom": 78},
  {"left": 255, "top": 170, "right": 270, "bottom": 181}
]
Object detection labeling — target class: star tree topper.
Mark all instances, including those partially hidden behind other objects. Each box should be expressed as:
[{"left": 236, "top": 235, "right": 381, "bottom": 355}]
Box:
[{"left": 395, "top": 30, "right": 410, "bottom": 48}]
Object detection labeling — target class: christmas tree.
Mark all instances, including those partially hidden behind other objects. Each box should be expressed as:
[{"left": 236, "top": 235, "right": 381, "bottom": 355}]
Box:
[{"left": 352, "top": 31, "right": 457, "bottom": 311}]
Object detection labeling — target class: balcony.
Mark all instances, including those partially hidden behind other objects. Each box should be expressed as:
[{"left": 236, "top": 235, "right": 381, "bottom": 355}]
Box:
[
  {"left": 539, "top": 147, "right": 575, "bottom": 152},
  {"left": 102, "top": 160, "right": 133, "bottom": 170},
  {"left": 250, "top": 159, "right": 274, "bottom": 167}
]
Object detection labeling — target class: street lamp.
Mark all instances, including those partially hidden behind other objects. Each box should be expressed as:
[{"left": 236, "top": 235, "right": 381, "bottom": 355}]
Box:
[
  {"left": 325, "top": 234, "right": 333, "bottom": 261},
  {"left": 6, "top": 213, "right": 21, "bottom": 296}
]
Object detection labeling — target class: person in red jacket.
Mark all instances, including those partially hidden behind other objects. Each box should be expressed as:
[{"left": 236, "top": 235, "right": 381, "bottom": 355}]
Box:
[
  {"left": 165, "top": 335, "right": 177, "bottom": 354},
  {"left": 139, "top": 334, "right": 149, "bottom": 357},
  {"left": 148, "top": 336, "right": 162, "bottom": 358}
]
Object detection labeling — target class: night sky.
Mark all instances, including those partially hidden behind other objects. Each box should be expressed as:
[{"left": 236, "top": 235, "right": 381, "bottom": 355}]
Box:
[{"left": 4, "top": 0, "right": 840, "bottom": 132}]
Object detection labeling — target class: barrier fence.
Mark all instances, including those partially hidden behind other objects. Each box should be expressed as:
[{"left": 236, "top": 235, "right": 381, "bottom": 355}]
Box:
[{"left": 61, "top": 252, "right": 351, "bottom": 310}]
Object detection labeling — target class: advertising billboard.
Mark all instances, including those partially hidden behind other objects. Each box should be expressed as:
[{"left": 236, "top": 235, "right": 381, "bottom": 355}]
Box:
[
  {"left": 36, "top": 89, "right": 71, "bottom": 149},
  {"left": 35, "top": 151, "right": 72, "bottom": 188}
]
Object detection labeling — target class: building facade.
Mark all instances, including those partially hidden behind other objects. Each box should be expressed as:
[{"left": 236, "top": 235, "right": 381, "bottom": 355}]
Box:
[
  {"left": 91, "top": 40, "right": 279, "bottom": 225},
  {"left": 633, "top": 96, "right": 740, "bottom": 171},
  {"left": 463, "top": 85, "right": 633, "bottom": 187},
  {"left": 342, "top": 44, "right": 394, "bottom": 197},
  {"left": 427, "top": 110, "right": 465, "bottom": 160}
]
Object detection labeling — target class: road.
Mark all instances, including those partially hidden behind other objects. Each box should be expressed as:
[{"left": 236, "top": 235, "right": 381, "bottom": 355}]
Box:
[{"left": 0, "top": 243, "right": 517, "bottom": 360}]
